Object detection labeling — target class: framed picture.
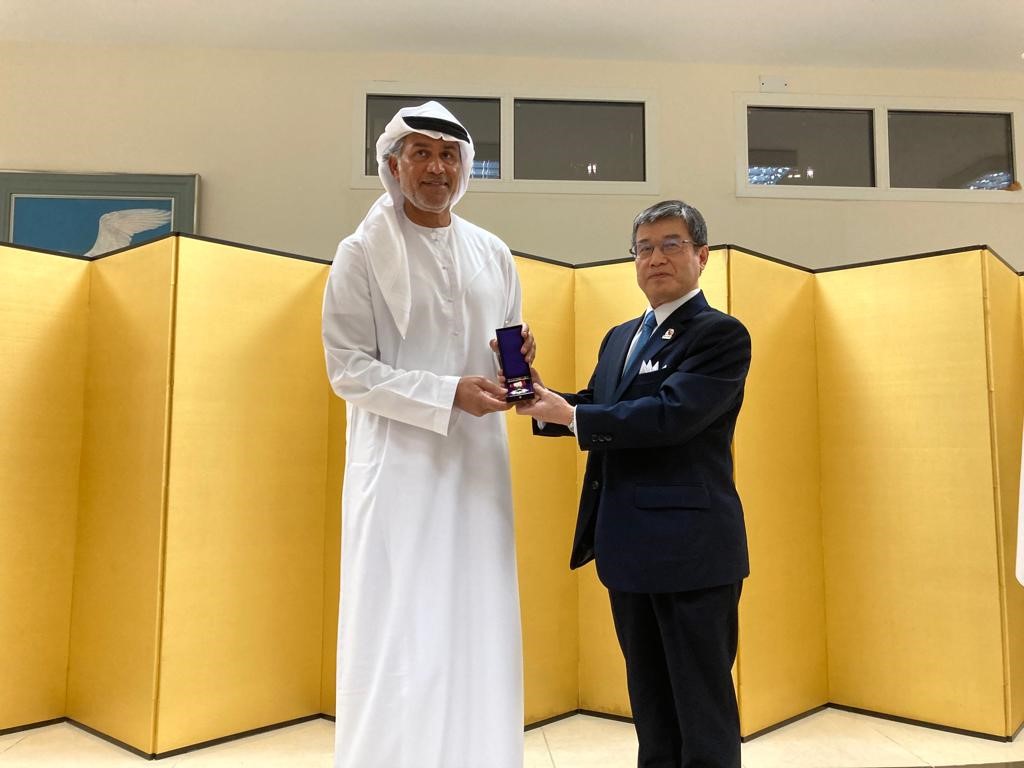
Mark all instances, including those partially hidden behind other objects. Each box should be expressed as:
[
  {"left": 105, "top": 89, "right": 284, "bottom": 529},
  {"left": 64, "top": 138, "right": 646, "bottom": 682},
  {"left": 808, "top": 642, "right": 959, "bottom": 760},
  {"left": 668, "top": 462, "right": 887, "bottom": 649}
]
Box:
[{"left": 0, "top": 171, "right": 199, "bottom": 258}]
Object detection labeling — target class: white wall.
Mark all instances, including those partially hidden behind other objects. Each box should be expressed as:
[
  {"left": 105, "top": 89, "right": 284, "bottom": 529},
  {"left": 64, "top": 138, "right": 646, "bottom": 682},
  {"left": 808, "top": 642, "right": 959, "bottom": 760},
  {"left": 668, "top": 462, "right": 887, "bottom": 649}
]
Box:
[{"left": 3, "top": 42, "right": 1022, "bottom": 270}]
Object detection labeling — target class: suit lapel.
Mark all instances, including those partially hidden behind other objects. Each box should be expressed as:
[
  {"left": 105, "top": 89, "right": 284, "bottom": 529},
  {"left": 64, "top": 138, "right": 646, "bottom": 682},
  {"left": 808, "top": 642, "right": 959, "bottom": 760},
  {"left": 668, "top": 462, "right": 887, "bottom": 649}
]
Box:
[
  {"left": 598, "top": 318, "right": 641, "bottom": 401},
  {"left": 611, "top": 292, "right": 710, "bottom": 402}
]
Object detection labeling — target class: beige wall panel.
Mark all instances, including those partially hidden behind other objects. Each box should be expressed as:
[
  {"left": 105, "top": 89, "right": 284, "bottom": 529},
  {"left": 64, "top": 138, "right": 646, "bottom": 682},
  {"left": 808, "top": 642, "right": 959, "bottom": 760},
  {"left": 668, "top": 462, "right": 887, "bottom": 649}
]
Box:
[
  {"left": 984, "top": 253, "right": 1024, "bottom": 735},
  {"left": 512, "top": 257, "right": 580, "bottom": 723},
  {"left": 818, "top": 251, "right": 1006, "bottom": 735},
  {"left": 7, "top": 44, "right": 1024, "bottom": 273},
  {"left": 66, "top": 240, "right": 176, "bottom": 752},
  {"left": 320, "top": 390, "right": 345, "bottom": 715},
  {"left": 157, "top": 240, "right": 329, "bottom": 752},
  {"left": 729, "top": 251, "right": 827, "bottom": 735},
  {"left": 572, "top": 251, "right": 729, "bottom": 714},
  {"left": 0, "top": 248, "right": 89, "bottom": 729}
]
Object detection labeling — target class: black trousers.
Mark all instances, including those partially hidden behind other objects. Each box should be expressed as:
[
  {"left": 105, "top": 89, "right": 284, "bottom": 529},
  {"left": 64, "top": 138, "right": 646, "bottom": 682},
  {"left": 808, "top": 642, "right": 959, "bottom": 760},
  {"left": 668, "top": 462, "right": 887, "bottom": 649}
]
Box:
[{"left": 608, "top": 582, "right": 742, "bottom": 768}]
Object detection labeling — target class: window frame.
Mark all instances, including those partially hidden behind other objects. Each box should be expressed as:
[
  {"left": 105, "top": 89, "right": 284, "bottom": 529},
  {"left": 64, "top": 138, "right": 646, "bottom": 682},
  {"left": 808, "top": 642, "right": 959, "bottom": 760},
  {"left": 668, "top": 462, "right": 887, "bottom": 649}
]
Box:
[
  {"left": 352, "top": 83, "right": 658, "bottom": 195},
  {"left": 735, "top": 92, "right": 1024, "bottom": 204}
]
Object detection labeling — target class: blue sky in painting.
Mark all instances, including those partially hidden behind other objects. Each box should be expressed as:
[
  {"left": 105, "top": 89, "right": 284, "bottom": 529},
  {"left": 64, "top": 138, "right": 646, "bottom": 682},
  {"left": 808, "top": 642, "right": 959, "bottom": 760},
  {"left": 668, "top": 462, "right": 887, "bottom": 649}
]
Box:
[{"left": 12, "top": 196, "right": 173, "bottom": 255}]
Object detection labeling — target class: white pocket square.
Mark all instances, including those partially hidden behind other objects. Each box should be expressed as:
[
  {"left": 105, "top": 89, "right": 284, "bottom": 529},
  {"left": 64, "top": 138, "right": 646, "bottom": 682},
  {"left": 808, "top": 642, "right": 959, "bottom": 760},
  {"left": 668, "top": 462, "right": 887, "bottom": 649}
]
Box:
[{"left": 638, "top": 360, "right": 660, "bottom": 374}]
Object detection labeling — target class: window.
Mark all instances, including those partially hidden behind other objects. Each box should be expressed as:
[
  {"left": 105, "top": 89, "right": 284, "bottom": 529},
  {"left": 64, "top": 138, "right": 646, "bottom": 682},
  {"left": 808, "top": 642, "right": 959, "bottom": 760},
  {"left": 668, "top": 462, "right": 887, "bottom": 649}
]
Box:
[
  {"left": 737, "top": 94, "right": 1022, "bottom": 202},
  {"left": 746, "top": 107, "right": 874, "bottom": 187},
  {"left": 357, "top": 89, "right": 654, "bottom": 193},
  {"left": 513, "top": 99, "right": 646, "bottom": 182},
  {"left": 888, "top": 111, "right": 1013, "bottom": 190},
  {"left": 365, "top": 95, "right": 500, "bottom": 179}
]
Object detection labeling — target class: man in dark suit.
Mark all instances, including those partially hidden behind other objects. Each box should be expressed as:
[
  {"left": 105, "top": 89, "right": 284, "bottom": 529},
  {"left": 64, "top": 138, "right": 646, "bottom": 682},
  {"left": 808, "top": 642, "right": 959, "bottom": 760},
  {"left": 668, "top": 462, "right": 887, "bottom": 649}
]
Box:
[{"left": 517, "top": 200, "right": 751, "bottom": 768}]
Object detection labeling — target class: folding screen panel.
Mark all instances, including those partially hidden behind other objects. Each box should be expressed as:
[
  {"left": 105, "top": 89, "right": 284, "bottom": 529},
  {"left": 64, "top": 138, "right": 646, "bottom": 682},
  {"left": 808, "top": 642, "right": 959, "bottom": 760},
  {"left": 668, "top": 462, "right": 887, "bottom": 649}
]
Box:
[
  {"left": 2, "top": 236, "right": 1023, "bottom": 752},
  {"left": 66, "top": 239, "right": 176, "bottom": 751},
  {"left": 0, "top": 246, "right": 89, "bottom": 731},
  {"left": 572, "top": 259, "right": 647, "bottom": 716},
  {"left": 510, "top": 256, "right": 581, "bottom": 723},
  {"left": 155, "top": 239, "right": 330, "bottom": 753},
  {"left": 729, "top": 249, "right": 827, "bottom": 736},
  {"left": 817, "top": 250, "right": 1007, "bottom": 736},
  {"left": 984, "top": 252, "right": 1024, "bottom": 735}
]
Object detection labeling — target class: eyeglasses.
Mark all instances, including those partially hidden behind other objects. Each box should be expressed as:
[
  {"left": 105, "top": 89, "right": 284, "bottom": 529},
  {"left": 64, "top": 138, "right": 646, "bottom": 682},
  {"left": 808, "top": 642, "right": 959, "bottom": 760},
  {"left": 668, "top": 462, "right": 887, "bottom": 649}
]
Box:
[{"left": 629, "top": 238, "right": 700, "bottom": 261}]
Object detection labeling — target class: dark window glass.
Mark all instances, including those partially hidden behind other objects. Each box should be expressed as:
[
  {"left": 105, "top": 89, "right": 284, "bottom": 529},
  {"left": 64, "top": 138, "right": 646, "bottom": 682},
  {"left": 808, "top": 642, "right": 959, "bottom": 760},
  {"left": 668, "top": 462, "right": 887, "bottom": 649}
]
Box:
[
  {"left": 747, "top": 107, "right": 875, "bottom": 187},
  {"left": 365, "top": 95, "right": 500, "bottom": 179},
  {"left": 513, "top": 99, "right": 645, "bottom": 181},
  {"left": 888, "top": 111, "right": 1014, "bottom": 189}
]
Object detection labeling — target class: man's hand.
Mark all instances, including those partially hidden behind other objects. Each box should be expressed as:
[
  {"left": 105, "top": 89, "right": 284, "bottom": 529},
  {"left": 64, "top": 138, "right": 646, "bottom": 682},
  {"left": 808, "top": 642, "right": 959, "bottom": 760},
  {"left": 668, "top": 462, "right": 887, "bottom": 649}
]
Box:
[
  {"left": 520, "top": 322, "right": 536, "bottom": 365},
  {"left": 489, "top": 322, "right": 537, "bottom": 370},
  {"left": 455, "top": 376, "right": 513, "bottom": 416},
  {"left": 515, "top": 383, "right": 573, "bottom": 426}
]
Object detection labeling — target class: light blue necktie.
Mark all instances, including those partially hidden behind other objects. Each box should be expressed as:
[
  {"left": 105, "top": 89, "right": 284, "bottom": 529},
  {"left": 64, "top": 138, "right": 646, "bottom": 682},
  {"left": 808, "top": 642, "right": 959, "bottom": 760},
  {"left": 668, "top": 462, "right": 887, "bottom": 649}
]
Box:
[{"left": 623, "top": 311, "right": 657, "bottom": 376}]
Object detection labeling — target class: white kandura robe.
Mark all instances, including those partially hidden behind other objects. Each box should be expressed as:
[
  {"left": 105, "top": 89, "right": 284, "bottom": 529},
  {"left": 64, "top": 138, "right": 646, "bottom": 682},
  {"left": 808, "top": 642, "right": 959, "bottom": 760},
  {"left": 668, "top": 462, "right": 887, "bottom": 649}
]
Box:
[{"left": 323, "top": 214, "right": 524, "bottom": 768}]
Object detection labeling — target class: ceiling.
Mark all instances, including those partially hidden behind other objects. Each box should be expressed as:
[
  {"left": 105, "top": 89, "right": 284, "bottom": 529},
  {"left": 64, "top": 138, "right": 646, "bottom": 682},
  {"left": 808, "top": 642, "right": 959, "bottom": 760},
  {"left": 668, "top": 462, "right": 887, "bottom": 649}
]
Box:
[{"left": 2, "top": 0, "right": 1022, "bottom": 72}]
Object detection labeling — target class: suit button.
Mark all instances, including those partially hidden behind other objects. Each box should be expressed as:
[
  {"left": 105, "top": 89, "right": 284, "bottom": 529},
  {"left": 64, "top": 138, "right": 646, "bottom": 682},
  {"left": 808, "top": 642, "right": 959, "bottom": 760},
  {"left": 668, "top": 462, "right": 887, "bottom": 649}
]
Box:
[{"left": 590, "top": 480, "right": 600, "bottom": 490}]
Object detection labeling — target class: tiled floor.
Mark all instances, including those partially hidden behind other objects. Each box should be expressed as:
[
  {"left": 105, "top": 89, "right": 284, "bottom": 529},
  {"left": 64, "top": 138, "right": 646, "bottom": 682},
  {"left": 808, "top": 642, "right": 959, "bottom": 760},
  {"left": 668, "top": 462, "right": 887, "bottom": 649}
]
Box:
[{"left": 2, "top": 708, "right": 1024, "bottom": 767}]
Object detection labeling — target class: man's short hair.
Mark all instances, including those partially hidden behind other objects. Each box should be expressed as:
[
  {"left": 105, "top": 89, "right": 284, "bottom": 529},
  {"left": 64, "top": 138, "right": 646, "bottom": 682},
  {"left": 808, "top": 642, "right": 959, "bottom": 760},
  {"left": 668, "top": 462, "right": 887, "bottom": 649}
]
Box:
[{"left": 631, "top": 200, "right": 708, "bottom": 249}]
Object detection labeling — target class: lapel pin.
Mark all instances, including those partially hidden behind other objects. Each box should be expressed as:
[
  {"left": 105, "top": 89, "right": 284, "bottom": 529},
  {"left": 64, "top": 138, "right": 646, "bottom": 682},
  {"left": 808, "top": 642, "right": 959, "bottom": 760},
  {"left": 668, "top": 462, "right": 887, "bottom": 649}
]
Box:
[{"left": 662, "top": 328, "right": 675, "bottom": 340}]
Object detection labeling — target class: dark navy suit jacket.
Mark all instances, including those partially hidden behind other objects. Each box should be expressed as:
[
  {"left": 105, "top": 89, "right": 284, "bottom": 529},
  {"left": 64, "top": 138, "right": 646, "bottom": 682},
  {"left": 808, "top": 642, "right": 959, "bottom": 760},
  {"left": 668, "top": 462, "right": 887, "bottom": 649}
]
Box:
[{"left": 536, "top": 291, "right": 751, "bottom": 593}]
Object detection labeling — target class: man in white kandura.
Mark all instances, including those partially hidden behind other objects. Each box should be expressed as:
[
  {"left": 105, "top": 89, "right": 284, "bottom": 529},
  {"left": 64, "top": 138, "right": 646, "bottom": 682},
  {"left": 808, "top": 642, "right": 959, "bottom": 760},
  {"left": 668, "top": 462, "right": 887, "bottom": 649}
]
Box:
[{"left": 322, "top": 101, "right": 533, "bottom": 768}]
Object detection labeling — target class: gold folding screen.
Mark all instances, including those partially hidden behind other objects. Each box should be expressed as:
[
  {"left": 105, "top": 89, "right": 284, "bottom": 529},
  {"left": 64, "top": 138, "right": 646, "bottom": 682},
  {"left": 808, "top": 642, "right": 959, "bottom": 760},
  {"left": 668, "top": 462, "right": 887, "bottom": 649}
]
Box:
[
  {"left": 155, "top": 240, "right": 329, "bottom": 753},
  {"left": 986, "top": 253, "right": 1024, "bottom": 734},
  {"left": 572, "top": 260, "right": 647, "bottom": 716},
  {"left": 554, "top": 246, "right": 1023, "bottom": 739},
  {"left": 729, "top": 250, "right": 827, "bottom": 735},
  {"left": 510, "top": 257, "right": 581, "bottom": 722},
  {"left": 818, "top": 251, "right": 1009, "bottom": 734},
  {"left": 67, "top": 239, "right": 176, "bottom": 749},
  {"left": 62, "top": 237, "right": 332, "bottom": 755},
  {"left": 2, "top": 237, "right": 1023, "bottom": 753},
  {"left": 0, "top": 246, "right": 88, "bottom": 730}
]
